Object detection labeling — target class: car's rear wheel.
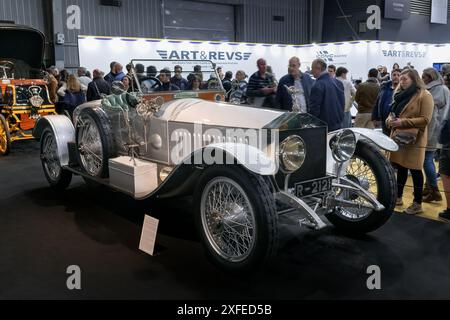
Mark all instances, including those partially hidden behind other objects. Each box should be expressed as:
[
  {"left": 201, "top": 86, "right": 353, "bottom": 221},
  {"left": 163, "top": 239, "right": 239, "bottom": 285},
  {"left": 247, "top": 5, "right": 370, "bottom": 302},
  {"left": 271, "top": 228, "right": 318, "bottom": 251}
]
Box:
[
  {"left": 0, "top": 114, "right": 11, "bottom": 156},
  {"left": 326, "top": 140, "right": 396, "bottom": 234},
  {"left": 194, "top": 166, "right": 278, "bottom": 273},
  {"left": 40, "top": 129, "right": 72, "bottom": 189},
  {"left": 76, "top": 108, "right": 115, "bottom": 178}
]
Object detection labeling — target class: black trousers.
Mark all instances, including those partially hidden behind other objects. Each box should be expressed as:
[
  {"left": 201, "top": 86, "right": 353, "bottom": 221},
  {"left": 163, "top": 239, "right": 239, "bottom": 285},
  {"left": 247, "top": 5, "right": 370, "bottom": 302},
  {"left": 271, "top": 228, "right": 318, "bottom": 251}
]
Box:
[{"left": 396, "top": 164, "right": 424, "bottom": 204}]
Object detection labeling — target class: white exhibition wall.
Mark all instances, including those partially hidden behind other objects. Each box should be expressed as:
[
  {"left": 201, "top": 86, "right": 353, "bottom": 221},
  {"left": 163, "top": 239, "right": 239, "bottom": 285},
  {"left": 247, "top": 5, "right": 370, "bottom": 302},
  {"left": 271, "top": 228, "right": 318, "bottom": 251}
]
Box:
[{"left": 78, "top": 36, "right": 450, "bottom": 81}]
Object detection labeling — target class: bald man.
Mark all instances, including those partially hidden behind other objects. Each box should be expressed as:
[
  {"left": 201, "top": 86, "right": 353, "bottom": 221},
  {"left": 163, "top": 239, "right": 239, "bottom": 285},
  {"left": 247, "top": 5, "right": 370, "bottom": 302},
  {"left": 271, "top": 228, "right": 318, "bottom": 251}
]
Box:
[
  {"left": 247, "top": 58, "right": 278, "bottom": 108},
  {"left": 309, "top": 59, "right": 345, "bottom": 131},
  {"left": 276, "top": 56, "right": 314, "bottom": 112}
]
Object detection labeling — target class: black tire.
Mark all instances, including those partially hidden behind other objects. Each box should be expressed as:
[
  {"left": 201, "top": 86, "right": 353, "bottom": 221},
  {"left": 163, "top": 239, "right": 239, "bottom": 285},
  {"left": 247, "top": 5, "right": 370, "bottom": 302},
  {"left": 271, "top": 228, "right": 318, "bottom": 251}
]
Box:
[
  {"left": 40, "top": 129, "right": 72, "bottom": 189},
  {"left": 326, "top": 140, "right": 396, "bottom": 234},
  {"left": 75, "top": 107, "right": 116, "bottom": 178},
  {"left": 0, "top": 114, "right": 11, "bottom": 156},
  {"left": 194, "top": 165, "right": 279, "bottom": 273}
]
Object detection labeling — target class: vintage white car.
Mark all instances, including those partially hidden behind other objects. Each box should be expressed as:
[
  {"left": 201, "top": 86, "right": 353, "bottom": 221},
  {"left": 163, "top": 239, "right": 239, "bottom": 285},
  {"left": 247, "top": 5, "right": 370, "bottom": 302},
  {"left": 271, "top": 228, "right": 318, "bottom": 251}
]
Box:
[{"left": 33, "top": 60, "right": 398, "bottom": 272}]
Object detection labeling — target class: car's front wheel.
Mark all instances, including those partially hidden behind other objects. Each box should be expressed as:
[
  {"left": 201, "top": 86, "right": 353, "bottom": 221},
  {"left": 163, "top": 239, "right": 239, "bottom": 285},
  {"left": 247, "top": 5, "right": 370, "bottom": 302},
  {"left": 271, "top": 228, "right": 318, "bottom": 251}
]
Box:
[
  {"left": 194, "top": 166, "right": 278, "bottom": 273},
  {"left": 326, "top": 140, "right": 396, "bottom": 234}
]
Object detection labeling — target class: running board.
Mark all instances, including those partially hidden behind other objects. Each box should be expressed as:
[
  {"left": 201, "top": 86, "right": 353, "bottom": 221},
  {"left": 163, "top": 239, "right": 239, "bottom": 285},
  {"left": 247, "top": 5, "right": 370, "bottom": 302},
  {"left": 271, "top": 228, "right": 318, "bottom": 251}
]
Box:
[
  {"left": 275, "top": 191, "right": 327, "bottom": 230},
  {"left": 64, "top": 166, "right": 110, "bottom": 186}
]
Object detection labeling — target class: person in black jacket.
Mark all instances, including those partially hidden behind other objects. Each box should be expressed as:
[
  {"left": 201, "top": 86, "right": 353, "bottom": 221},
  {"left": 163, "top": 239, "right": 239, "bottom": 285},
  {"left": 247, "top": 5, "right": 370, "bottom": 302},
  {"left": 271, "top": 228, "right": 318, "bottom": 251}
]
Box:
[
  {"left": 155, "top": 69, "right": 180, "bottom": 92},
  {"left": 222, "top": 71, "right": 233, "bottom": 101},
  {"left": 308, "top": 59, "right": 345, "bottom": 131},
  {"left": 372, "top": 68, "right": 401, "bottom": 135},
  {"left": 87, "top": 69, "right": 111, "bottom": 101},
  {"left": 170, "top": 65, "right": 189, "bottom": 90}
]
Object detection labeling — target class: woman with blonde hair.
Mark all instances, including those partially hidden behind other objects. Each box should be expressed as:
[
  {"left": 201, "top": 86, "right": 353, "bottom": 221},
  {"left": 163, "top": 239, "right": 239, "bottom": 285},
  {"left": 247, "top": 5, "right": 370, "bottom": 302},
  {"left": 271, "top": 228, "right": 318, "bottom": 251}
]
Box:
[
  {"left": 62, "top": 74, "right": 86, "bottom": 118},
  {"left": 421, "top": 67, "right": 450, "bottom": 202},
  {"left": 387, "top": 68, "right": 434, "bottom": 215},
  {"left": 58, "top": 73, "right": 87, "bottom": 98}
]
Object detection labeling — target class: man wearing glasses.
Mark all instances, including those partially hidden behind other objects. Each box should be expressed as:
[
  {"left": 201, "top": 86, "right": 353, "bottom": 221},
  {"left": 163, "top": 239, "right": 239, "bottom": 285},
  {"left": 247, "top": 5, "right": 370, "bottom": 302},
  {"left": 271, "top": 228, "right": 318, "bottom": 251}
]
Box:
[{"left": 170, "top": 65, "right": 188, "bottom": 90}]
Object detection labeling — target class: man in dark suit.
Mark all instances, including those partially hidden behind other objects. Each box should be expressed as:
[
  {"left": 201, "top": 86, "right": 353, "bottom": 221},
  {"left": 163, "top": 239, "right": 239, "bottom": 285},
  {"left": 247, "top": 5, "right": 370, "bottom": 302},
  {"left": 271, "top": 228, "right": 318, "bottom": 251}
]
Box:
[{"left": 308, "top": 59, "right": 345, "bottom": 131}]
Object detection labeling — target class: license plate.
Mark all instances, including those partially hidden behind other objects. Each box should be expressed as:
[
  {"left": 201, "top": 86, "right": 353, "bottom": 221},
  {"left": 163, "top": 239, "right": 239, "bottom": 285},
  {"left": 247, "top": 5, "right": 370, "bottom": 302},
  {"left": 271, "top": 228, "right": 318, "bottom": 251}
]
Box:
[{"left": 295, "top": 177, "right": 333, "bottom": 198}]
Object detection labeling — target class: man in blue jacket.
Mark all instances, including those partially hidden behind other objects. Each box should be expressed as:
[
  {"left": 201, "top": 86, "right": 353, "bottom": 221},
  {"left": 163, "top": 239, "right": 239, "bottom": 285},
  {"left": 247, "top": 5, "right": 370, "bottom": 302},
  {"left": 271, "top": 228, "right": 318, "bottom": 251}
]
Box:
[
  {"left": 276, "top": 56, "right": 314, "bottom": 112},
  {"left": 372, "top": 68, "right": 401, "bottom": 135},
  {"left": 308, "top": 59, "right": 345, "bottom": 131}
]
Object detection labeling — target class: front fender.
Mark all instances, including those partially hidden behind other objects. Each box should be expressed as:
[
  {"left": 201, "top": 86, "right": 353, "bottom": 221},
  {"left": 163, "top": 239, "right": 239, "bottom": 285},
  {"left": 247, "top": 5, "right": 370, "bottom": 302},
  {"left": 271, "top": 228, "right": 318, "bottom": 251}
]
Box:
[
  {"left": 33, "top": 115, "right": 75, "bottom": 167},
  {"left": 181, "top": 143, "right": 278, "bottom": 176},
  {"left": 145, "top": 143, "right": 277, "bottom": 199},
  {"left": 326, "top": 128, "right": 398, "bottom": 175}
]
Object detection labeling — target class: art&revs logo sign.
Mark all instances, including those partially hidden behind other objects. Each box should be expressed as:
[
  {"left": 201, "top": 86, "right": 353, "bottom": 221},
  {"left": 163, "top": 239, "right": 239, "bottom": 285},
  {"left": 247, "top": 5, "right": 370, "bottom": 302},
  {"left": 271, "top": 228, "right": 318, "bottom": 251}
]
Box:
[
  {"left": 382, "top": 50, "right": 427, "bottom": 58},
  {"left": 157, "top": 50, "right": 252, "bottom": 61}
]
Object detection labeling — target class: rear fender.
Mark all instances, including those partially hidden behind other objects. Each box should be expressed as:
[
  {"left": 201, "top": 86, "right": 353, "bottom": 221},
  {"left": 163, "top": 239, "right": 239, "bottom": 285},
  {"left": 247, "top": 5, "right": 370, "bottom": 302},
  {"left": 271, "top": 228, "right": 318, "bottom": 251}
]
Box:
[{"left": 33, "top": 115, "right": 75, "bottom": 166}]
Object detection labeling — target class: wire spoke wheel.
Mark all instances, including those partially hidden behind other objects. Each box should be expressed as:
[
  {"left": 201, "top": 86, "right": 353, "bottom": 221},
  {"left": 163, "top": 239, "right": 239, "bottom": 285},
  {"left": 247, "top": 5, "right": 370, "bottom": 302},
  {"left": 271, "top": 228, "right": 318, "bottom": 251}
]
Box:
[
  {"left": 335, "top": 155, "right": 379, "bottom": 221},
  {"left": 0, "top": 121, "right": 7, "bottom": 154},
  {"left": 0, "top": 114, "right": 11, "bottom": 155},
  {"left": 42, "top": 132, "right": 61, "bottom": 180},
  {"left": 327, "top": 141, "right": 396, "bottom": 235},
  {"left": 40, "top": 129, "right": 72, "bottom": 189},
  {"left": 77, "top": 115, "right": 104, "bottom": 177},
  {"left": 201, "top": 177, "right": 256, "bottom": 263}
]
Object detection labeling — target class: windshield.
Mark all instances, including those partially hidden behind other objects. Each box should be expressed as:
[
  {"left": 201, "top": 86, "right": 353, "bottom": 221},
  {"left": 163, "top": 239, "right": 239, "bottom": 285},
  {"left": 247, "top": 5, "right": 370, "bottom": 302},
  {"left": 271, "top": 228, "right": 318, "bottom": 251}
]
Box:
[
  {"left": 129, "top": 59, "right": 224, "bottom": 94},
  {"left": 0, "top": 59, "right": 43, "bottom": 79}
]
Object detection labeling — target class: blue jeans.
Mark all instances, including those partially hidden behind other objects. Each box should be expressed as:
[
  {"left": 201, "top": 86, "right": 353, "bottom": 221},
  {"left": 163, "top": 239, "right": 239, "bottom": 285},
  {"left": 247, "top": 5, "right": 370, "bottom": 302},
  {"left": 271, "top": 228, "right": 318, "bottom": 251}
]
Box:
[
  {"left": 424, "top": 150, "right": 438, "bottom": 188},
  {"left": 341, "top": 111, "right": 352, "bottom": 128}
]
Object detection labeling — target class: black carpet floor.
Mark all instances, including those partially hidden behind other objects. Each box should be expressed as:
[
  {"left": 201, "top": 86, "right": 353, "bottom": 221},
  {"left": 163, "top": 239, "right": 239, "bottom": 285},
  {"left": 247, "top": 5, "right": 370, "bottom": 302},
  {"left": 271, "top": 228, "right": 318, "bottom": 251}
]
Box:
[{"left": 1, "top": 141, "right": 450, "bottom": 300}]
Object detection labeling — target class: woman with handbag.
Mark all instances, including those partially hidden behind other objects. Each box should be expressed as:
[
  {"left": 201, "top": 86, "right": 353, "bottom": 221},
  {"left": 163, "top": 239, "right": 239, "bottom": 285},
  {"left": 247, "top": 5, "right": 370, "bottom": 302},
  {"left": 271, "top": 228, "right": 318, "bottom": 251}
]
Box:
[{"left": 386, "top": 68, "right": 434, "bottom": 215}]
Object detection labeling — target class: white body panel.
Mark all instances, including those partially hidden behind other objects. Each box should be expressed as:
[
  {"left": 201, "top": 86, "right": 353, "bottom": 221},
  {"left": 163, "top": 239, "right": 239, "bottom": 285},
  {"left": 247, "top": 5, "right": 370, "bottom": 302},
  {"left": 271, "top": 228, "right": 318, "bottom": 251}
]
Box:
[
  {"left": 185, "top": 143, "right": 278, "bottom": 176},
  {"left": 346, "top": 128, "right": 398, "bottom": 152},
  {"left": 158, "top": 99, "right": 284, "bottom": 129}
]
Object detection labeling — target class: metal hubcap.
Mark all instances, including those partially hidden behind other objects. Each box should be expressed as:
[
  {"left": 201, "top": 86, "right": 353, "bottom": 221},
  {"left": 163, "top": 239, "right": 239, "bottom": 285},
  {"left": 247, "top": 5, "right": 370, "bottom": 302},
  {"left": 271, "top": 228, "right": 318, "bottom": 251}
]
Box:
[
  {"left": 201, "top": 177, "right": 256, "bottom": 263},
  {"left": 77, "top": 116, "right": 103, "bottom": 176}
]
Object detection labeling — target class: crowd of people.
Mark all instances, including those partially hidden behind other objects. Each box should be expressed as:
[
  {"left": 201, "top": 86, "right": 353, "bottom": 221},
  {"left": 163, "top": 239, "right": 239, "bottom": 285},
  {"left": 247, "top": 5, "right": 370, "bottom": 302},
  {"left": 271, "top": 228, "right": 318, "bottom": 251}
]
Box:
[{"left": 42, "top": 58, "right": 450, "bottom": 221}]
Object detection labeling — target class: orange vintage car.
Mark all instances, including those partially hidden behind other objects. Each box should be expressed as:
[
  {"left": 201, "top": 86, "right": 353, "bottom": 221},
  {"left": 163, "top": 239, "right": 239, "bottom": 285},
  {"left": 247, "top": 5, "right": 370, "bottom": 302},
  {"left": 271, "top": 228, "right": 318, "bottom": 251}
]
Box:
[{"left": 0, "top": 24, "right": 56, "bottom": 155}]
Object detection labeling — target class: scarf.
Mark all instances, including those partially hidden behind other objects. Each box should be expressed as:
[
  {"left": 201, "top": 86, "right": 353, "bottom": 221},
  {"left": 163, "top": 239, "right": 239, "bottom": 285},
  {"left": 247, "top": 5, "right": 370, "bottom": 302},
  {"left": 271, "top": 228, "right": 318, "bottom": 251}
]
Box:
[{"left": 391, "top": 84, "right": 418, "bottom": 117}]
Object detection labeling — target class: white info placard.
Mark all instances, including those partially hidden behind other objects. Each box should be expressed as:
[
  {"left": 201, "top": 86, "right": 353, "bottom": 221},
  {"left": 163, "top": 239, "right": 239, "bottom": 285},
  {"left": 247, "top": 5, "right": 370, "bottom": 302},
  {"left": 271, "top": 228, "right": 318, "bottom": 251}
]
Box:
[{"left": 139, "top": 215, "right": 159, "bottom": 256}]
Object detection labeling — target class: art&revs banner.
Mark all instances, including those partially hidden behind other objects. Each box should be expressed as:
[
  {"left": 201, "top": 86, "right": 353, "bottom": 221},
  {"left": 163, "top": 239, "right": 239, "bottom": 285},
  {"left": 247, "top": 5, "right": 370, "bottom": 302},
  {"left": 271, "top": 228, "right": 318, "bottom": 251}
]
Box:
[{"left": 78, "top": 36, "right": 447, "bottom": 81}]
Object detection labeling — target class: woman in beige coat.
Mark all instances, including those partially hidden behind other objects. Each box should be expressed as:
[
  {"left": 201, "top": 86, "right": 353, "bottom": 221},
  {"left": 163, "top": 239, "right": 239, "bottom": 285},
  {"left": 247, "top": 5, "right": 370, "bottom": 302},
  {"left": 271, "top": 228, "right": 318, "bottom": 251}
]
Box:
[{"left": 387, "top": 68, "right": 434, "bottom": 215}]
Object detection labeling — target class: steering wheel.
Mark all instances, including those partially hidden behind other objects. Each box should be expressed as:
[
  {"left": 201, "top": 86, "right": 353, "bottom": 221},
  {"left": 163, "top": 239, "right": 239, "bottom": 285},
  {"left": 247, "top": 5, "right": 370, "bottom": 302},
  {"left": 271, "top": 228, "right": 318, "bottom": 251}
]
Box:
[
  {"left": 0, "top": 60, "right": 15, "bottom": 78},
  {"left": 148, "top": 76, "right": 162, "bottom": 90}
]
